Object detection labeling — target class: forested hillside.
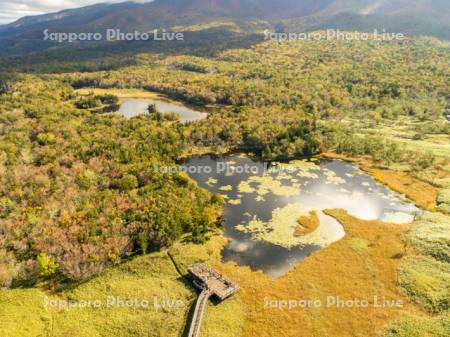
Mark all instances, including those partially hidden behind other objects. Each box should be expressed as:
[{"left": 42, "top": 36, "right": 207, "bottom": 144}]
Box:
[{"left": 0, "top": 76, "right": 222, "bottom": 286}]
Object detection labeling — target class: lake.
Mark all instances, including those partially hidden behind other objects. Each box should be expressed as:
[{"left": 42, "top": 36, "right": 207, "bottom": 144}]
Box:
[
  {"left": 114, "top": 98, "right": 207, "bottom": 122},
  {"left": 182, "top": 155, "right": 420, "bottom": 277}
]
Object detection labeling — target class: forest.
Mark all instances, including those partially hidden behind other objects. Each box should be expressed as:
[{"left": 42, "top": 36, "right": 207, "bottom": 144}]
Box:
[
  {"left": 0, "top": 36, "right": 449, "bottom": 293},
  {"left": 0, "top": 76, "right": 223, "bottom": 285},
  {"left": 59, "top": 38, "right": 448, "bottom": 160}
]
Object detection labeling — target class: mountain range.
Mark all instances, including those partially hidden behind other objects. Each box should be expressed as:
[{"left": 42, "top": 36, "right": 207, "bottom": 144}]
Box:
[{"left": 0, "top": 0, "right": 448, "bottom": 55}]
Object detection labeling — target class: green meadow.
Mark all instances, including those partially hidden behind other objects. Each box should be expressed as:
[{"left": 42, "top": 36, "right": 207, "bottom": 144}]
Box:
[{"left": 0, "top": 236, "right": 244, "bottom": 337}]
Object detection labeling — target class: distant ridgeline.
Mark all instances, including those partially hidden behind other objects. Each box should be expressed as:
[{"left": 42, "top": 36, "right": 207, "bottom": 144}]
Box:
[{"left": 0, "top": 0, "right": 449, "bottom": 57}]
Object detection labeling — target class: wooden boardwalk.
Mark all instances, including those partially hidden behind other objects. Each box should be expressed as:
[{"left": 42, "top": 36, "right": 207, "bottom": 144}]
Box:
[
  {"left": 187, "top": 263, "right": 239, "bottom": 337},
  {"left": 187, "top": 288, "right": 212, "bottom": 337}
]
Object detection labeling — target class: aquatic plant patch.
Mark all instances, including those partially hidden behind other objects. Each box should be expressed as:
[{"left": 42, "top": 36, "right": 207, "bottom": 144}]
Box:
[{"left": 236, "top": 204, "right": 340, "bottom": 248}]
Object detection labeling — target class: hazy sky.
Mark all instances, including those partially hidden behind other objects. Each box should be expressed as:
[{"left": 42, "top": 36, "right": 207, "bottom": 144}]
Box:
[{"left": 0, "top": 0, "right": 148, "bottom": 24}]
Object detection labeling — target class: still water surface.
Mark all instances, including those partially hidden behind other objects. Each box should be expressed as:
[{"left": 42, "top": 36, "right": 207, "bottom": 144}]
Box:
[
  {"left": 183, "top": 155, "right": 420, "bottom": 277},
  {"left": 114, "top": 98, "right": 207, "bottom": 122}
]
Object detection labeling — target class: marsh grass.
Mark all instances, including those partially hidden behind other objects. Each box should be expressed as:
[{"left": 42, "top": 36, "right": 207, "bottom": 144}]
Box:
[
  {"left": 384, "top": 314, "right": 450, "bottom": 337},
  {"left": 437, "top": 189, "right": 450, "bottom": 213},
  {"left": 0, "top": 240, "right": 244, "bottom": 337},
  {"left": 399, "top": 212, "right": 450, "bottom": 315},
  {"left": 433, "top": 178, "right": 450, "bottom": 188},
  {"left": 407, "top": 212, "right": 450, "bottom": 263},
  {"left": 0, "top": 288, "right": 52, "bottom": 337},
  {"left": 0, "top": 209, "right": 439, "bottom": 337},
  {"left": 399, "top": 256, "right": 450, "bottom": 314}
]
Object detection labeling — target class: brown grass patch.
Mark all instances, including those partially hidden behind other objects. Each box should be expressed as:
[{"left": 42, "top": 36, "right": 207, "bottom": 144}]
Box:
[
  {"left": 294, "top": 211, "right": 320, "bottom": 236},
  {"left": 322, "top": 153, "right": 437, "bottom": 210},
  {"left": 180, "top": 209, "right": 423, "bottom": 337}
]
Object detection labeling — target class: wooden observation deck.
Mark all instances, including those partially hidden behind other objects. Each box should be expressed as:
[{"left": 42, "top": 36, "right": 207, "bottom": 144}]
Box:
[{"left": 187, "top": 263, "right": 239, "bottom": 337}]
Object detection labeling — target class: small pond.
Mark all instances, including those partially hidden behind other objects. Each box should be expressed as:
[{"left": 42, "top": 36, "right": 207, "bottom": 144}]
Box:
[
  {"left": 182, "top": 155, "right": 420, "bottom": 277},
  {"left": 114, "top": 98, "right": 207, "bottom": 122}
]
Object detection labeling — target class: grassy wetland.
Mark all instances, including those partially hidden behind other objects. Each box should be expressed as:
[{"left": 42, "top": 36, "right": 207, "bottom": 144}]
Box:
[{"left": 3, "top": 208, "right": 447, "bottom": 337}]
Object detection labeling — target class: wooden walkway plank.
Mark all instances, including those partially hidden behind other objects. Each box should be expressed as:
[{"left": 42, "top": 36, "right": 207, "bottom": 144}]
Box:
[
  {"left": 186, "top": 263, "right": 239, "bottom": 337},
  {"left": 187, "top": 288, "right": 212, "bottom": 337}
]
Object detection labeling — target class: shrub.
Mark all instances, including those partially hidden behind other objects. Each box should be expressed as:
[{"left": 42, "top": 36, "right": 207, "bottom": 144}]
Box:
[
  {"left": 36, "top": 133, "right": 57, "bottom": 146},
  {"left": 384, "top": 314, "right": 450, "bottom": 337},
  {"left": 147, "top": 104, "right": 158, "bottom": 114},
  {"left": 210, "top": 193, "right": 224, "bottom": 205},
  {"left": 75, "top": 96, "right": 101, "bottom": 109},
  {"left": 411, "top": 152, "right": 436, "bottom": 172},
  {"left": 111, "top": 174, "right": 138, "bottom": 191},
  {"left": 97, "top": 94, "right": 118, "bottom": 105},
  {"left": 191, "top": 225, "right": 207, "bottom": 244},
  {"left": 399, "top": 256, "right": 450, "bottom": 314},
  {"left": 437, "top": 189, "right": 450, "bottom": 205},
  {"left": 76, "top": 170, "right": 97, "bottom": 189},
  {"left": 433, "top": 178, "right": 450, "bottom": 188},
  {"left": 36, "top": 253, "right": 59, "bottom": 277},
  {"left": 437, "top": 203, "right": 450, "bottom": 213},
  {"left": 407, "top": 212, "right": 450, "bottom": 263},
  {"left": 0, "top": 251, "right": 19, "bottom": 288},
  {"left": 137, "top": 232, "right": 149, "bottom": 254}
]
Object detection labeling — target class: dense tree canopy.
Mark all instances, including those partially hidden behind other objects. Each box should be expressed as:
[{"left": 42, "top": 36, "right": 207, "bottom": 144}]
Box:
[{"left": 0, "top": 76, "right": 222, "bottom": 284}]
